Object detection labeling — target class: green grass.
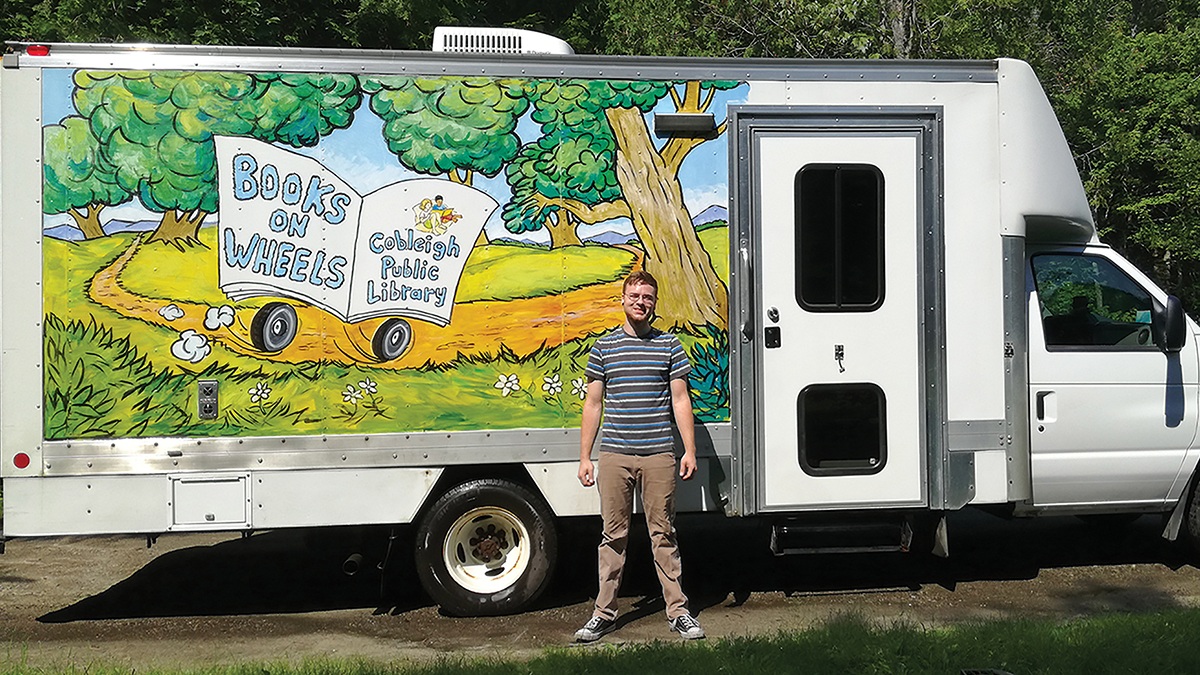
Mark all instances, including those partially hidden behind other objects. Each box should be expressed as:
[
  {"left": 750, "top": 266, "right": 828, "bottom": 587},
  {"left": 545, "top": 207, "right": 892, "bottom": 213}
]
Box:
[{"left": 5, "top": 610, "right": 1200, "bottom": 674}]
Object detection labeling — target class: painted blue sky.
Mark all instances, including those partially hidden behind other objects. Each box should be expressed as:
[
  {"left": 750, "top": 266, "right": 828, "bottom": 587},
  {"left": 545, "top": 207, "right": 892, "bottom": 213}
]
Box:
[{"left": 42, "top": 68, "right": 744, "bottom": 242}]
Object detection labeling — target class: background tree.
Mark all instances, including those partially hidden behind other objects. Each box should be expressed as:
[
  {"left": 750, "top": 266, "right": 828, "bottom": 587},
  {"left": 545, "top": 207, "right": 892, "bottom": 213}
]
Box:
[
  {"left": 1, "top": 0, "right": 607, "bottom": 52},
  {"left": 43, "top": 116, "right": 132, "bottom": 239},
  {"left": 1058, "top": 20, "right": 1200, "bottom": 308},
  {"left": 601, "top": 0, "right": 894, "bottom": 58},
  {"left": 72, "top": 70, "right": 360, "bottom": 248}
]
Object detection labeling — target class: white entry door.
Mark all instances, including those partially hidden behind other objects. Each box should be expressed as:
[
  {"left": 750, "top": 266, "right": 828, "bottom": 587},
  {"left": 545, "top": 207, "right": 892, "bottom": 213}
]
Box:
[{"left": 753, "top": 131, "right": 927, "bottom": 512}]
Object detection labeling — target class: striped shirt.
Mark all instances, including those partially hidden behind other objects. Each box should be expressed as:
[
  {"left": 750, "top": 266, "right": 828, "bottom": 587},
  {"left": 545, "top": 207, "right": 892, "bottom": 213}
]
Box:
[{"left": 586, "top": 328, "right": 691, "bottom": 456}]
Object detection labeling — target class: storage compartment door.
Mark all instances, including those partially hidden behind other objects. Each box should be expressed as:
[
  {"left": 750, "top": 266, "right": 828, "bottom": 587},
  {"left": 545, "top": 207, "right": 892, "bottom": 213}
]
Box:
[{"left": 171, "top": 474, "right": 251, "bottom": 529}]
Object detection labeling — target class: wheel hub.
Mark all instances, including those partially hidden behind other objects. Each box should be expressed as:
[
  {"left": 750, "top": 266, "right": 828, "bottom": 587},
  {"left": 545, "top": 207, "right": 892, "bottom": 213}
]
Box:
[
  {"left": 471, "top": 524, "right": 509, "bottom": 562},
  {"left": 443, "top": 507, "right": 531, "bottom": 594}
]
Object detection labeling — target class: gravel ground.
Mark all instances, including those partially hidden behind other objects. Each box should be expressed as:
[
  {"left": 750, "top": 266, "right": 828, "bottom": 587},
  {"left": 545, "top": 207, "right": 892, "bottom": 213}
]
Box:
[{"left": 2, "top": 510, "right": 1198, "bottom": 670}]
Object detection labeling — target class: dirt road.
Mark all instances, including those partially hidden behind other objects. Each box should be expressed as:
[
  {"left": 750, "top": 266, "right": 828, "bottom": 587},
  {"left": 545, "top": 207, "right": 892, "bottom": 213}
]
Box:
[{"left": 3, "top": 511, "right": 1199, "bottom": 670}]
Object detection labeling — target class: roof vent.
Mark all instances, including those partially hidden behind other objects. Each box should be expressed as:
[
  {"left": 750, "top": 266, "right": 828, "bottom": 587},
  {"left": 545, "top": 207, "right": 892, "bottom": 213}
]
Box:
[{"left": 432, "top": 27, "right": 574, "bottom": 55}]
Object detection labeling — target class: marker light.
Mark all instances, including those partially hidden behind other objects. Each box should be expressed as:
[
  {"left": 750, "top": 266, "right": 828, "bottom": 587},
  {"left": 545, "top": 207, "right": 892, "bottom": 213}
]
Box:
[
  {"left": 13, "top": 452, "right": 31, "bottom": 469},
  {"left": 25, "top": 45, "right": 50, "bottom": 57}
]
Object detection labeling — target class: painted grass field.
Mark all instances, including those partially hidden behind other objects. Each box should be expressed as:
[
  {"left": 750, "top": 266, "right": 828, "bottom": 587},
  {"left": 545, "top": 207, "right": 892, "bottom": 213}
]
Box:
[{"left": 41, "top": 226, "right": 730, "bottom": 440}]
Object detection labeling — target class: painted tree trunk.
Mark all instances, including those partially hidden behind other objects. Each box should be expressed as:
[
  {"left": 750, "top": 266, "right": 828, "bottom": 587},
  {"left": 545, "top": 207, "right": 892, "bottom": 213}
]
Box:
[
  {"left": 546, "top": 211, "right": 583, "bottom": 249},
  {"left": 146, "top": 209, "right": 207, "bottom": 248},
  {"left": 69, "top": 205, "right": 106, "bottom": 239},
  {"left": 605, "top": 106, "right": 727, "bottom": 331}
]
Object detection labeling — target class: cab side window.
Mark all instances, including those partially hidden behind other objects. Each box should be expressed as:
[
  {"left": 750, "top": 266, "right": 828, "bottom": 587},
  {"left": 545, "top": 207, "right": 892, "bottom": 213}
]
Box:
[{"left": 1031, "top": 254, "right": 1156, "bottom": 350}]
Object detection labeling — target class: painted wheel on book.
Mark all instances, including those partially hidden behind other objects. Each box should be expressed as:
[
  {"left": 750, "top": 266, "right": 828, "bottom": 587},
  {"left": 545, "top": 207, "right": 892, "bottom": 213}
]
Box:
[
  {"left": 415, "top": 479, "right": 558, "bottom": 616},
  {"left": 372, "top": 318, "right": 413, "bottom": 361},
  {"left": 250, "top": 302, "right": 298, "bottom": 353}
]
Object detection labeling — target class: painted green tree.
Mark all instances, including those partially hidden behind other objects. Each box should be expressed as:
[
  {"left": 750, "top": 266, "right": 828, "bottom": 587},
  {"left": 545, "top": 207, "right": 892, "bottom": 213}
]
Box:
[
  {"left": 362, "top": 76, "right": 530, "bottom": 244},
  {"left": 71, "top": 70, "right": 361, "bottom": 248},
  {"left": 523, "top": 78, "right": 738, "bottom": 330},
  {"left": 502, "top": 94, "right": 621, "bottom": 249},
  {"left": 43, "top": 115, "right": 132, "bottom": 239}
]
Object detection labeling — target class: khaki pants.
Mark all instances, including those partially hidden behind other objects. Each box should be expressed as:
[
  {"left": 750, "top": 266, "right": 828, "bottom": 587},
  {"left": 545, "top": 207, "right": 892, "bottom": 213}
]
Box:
[{"left": 594, "top": 451, "right": 688, "bottom": 620}]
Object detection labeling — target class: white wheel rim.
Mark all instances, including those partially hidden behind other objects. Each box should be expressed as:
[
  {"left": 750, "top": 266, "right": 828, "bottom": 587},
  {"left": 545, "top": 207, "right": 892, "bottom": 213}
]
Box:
[{"left": 442, "top": 506, "right": 531, "bottom": 595}]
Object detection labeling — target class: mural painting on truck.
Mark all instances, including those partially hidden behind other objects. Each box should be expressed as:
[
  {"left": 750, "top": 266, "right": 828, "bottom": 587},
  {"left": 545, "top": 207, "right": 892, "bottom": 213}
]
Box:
[{"left": 41, "top": 68, "right": 742, "bottom": 441}]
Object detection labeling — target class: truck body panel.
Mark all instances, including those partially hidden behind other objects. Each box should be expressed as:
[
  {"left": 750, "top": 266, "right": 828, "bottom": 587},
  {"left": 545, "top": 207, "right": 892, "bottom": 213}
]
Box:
[{"left": 2, "top": 41, "right": 1198, "bottom": 611}]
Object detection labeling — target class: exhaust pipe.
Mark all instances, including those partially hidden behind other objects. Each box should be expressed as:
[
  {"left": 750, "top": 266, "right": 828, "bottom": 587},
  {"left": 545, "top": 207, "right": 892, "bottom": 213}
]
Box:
[{"left": 343, "top": 553, "right": 364, "bottom": 576}]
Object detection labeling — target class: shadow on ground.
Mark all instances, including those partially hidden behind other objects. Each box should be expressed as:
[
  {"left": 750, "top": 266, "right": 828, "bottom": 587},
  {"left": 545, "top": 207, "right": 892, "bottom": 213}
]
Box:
[{"left": 39, "top": 509, "right": 1191, "bottom": 623}]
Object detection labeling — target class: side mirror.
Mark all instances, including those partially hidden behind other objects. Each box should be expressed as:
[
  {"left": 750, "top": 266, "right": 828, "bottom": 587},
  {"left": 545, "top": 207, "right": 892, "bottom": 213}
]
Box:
[{"left": 1152, "top": 295, "right": 1187, "bottom": 353}]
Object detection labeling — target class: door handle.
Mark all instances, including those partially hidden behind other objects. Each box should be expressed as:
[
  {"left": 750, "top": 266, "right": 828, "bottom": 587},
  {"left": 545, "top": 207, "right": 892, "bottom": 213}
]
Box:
[
  {"left": 739, "top": 246, "right": 753, "bottom": 344},
  {"left": 1035, "top": 391, "right": 1056, "bottom": 422}
]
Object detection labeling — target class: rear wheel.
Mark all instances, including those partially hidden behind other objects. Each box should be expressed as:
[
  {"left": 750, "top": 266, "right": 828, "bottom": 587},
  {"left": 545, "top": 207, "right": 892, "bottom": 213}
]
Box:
[
  {"left": 415, "top": 479, "right": 557, "bottom": 616},
  {"left": 372, "top": 318, "right": 413, "bottom": 361}
]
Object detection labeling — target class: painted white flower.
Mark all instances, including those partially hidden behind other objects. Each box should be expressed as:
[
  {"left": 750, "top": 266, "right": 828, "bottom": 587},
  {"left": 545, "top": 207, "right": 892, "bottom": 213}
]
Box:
[
  {"left": 542, "top": 374, "right": 563, "bottom": 396},
  {"left": 358, "top": 377, "right": 378, "bottom": 395},
  {"left": 494, "top": 374, "right": 520, "bottom": 397},
  {"left": 342, "top": 384, "right": 364, "bottom": 403},
  {"left": 571, "top": 377, "right": 588, "bottom": 400},
  {"left": 249, "top": 382, "right": 271, "bottom": 403}
]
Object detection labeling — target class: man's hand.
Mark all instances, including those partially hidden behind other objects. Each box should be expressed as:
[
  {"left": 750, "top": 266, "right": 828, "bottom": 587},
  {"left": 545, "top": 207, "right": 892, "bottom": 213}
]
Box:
[
  {"left": 679, "top": 452, "right": 697, "bottom": 480},
  {"left": 578, "top": 457, "right": 596, "bottom": 487}
]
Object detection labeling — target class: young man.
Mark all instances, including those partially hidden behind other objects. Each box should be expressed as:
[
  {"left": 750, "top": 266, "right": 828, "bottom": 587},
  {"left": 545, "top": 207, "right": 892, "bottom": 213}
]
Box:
[{"left": 574, "top": 270, "right": 704, "bottom": 642}]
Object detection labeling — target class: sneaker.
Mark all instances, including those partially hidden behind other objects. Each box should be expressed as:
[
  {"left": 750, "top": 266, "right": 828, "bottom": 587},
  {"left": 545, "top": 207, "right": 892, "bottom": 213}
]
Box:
[
  {"left": 574, "top": 616, "right": 616, "bottom": 642},
  {"left": 669, "top": 613, "right": 705, "bottom": 639}
]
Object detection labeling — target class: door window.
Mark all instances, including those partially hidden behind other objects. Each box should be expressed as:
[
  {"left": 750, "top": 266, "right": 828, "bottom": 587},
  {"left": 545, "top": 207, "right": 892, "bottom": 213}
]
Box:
[
  {"left": 795, "top": 165, "right": 884, "bottom": 311},
  {"left": 1031, "top": 254, "right": 1156, "bottom": 350},
  {"left": 798, "top": 383, "right": 887, "bottom": 475}
]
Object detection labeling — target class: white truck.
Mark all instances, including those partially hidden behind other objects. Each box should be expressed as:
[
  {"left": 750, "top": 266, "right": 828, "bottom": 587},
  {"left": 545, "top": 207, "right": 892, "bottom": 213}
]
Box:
[{"left": 3, "top": 28, "right": 1198, "bottom": 616}]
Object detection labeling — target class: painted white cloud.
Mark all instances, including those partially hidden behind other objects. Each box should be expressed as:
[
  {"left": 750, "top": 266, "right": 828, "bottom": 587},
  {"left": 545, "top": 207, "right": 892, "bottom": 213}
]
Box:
[
  {"left": 171, "top": 330, "right": 211, "bottom": 363},
  {"left": 204, "top": 305, "right": 236, "bottom": 330},
  {"left": 683, "top": 185, "right": 727, "bottom": 218},
  {"left": 158, "top": 304, "right": 185, "bottom": 321}
]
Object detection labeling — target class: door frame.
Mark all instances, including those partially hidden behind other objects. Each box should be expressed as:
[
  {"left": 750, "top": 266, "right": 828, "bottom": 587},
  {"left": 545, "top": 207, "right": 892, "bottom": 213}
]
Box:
[{"left": 727, "top": 106, "right": 951, "bottom": 516}]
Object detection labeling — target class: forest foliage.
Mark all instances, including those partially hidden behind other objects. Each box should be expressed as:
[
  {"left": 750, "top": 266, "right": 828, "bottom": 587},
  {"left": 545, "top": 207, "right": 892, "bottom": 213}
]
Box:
[{"left": 4, "top": 0, "right": 1199, "bottom": 306}]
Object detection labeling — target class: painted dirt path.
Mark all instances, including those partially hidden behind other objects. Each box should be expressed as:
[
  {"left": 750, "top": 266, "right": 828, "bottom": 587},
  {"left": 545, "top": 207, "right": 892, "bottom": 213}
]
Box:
[{"left": 87, "top": 238, "right": 635, "bottom": 369}]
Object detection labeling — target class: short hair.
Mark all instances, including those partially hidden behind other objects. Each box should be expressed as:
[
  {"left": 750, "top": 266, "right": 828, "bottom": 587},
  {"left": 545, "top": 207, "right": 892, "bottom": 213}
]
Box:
[{"left": 623, "top": 270, "right": 658, "bottom": 293}]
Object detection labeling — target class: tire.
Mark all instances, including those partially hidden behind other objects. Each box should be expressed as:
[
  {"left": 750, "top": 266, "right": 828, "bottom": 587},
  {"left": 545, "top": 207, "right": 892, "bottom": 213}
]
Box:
[
  {"left": 415, "top": 479, "right": 558, "bottom": 616},
  {"left": 250, "top": 302, "right": 298, "bottom": 352},
  {"left": 372, "top": 318, "right": 413, "bottom": 361},
  {"left": 1184, "top": 480, "right": 1200, "bottom": 556}
]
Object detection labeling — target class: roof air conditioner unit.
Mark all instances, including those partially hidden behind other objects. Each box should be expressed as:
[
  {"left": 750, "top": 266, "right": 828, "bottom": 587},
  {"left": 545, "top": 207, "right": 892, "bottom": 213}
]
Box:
[{"left": 432, "top": 27, "right": 575, "bottom": 55}]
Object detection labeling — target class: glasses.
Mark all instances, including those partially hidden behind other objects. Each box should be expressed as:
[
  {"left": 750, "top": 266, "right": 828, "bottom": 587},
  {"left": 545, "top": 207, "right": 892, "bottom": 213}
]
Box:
[{"left": 624, "top": 292, "right": 657, "bottom": 303}]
